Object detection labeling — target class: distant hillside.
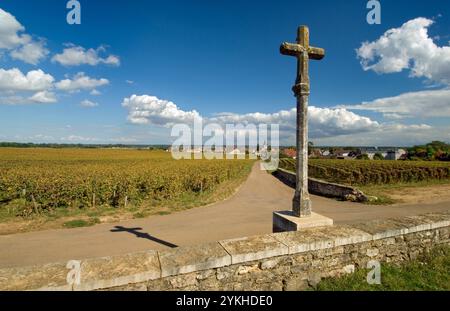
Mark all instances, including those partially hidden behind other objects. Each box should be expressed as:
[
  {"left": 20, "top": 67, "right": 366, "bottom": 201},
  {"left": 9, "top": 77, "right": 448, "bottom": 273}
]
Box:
[{"left": 0, "top": 142, "right": 170, "bottom": 150}]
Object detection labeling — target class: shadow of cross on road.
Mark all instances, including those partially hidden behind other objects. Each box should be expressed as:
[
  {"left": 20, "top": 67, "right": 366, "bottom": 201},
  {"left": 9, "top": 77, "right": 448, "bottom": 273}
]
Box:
[{"left": 110, "top": 226, "right": 178, "bottom": 249}]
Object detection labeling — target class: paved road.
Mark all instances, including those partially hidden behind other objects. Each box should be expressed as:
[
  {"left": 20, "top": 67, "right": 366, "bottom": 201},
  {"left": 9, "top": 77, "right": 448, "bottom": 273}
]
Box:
[{"left": 1, "top": 162, "right": 449, "bottom": 268}]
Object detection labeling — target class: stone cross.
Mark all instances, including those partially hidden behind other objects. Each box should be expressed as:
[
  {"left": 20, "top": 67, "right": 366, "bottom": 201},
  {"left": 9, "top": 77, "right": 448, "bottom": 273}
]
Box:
[{"left": 280, "top": 26, "right": 325, "bottom": 217}]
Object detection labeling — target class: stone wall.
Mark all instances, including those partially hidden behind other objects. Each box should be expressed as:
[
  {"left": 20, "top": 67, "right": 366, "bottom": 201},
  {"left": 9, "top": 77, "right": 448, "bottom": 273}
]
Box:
[
  {"left": 273, "top": 168, "right": 368, "bottom": 202},
  {"left": 0, "top": 212, "right": 449, "bottom": 291}
]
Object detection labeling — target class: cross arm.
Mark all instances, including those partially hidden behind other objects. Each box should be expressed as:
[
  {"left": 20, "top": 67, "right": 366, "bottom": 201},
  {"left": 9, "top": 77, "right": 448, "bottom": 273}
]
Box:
[
  {"left": 280, "top": 42, "right": 325, "bottom": 60},
  {"left": 308, "top": 47, "right": 325, "bottom": 60},
  {"left": 280, "top": 42, "right": 305, "bottom": 57}
]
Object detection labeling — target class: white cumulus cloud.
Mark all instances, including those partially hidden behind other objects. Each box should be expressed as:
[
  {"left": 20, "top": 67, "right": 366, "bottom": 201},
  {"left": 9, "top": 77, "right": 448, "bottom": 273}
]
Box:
[
  {"left": 55, "top": 72, "right": 109, "bottom": 92},
  {"left": 29, "top": 91, "right": 57, "bottom": 103},
  {"left": 0, "top": 68, "right": 54, "bottom": 92},
  {"left": 357, "top": 17, "right": 450, "bottom": 85},
  {"left": 52, "top": 44, "right": 120, "bottom": 66},
  {"left": 210, "top": 107, "right": 380, "bottom": 139},
  {"left": 10, "top": 39, "right": 49, "bottom": 65},
  {"left": 0, "top": 8, "right": 49, "bottom": 64},
  {"left": 121, "top": 94, "right": 201, "bottom": 125}
]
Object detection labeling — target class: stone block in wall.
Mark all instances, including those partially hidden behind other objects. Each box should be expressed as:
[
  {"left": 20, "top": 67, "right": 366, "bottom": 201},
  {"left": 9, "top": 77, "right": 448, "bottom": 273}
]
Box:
[
  {"left": 197, "top": 276, "right": 222, "bottom": 291},
  {"left": 168, "top": 273, "right": 198, "bottom": 289},
  {"left": 284, "top": 276, "right": 309, "bottom": 291},
  {"left": 351, "top": 219, "right": 411, "bottom": 240},
  {"left": 219, "top": 235, "right": 288, "bottom": 264},
  {"left": 260, "top": 258, "right": 281, "bottom": 270},
  {"left": 74, "top": 250, "right": 160, "bottom": 291},
  {"left": 0, "top": 262, "right": 72, "bottom": 291},
  {"left": 272, "top": 230, "right": 332, "bottom": 254},
  {"left": 159, "top": 242, "right": 231, "bottom": 277},
  {"left": 272, "top": 225, "right": 372, "bottom": 255}
]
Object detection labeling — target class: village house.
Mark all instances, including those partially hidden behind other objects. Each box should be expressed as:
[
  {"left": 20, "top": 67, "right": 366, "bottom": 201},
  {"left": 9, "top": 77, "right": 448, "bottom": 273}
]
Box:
[{"left": 282, "top": 148, "right": 297, "bottom": 159}]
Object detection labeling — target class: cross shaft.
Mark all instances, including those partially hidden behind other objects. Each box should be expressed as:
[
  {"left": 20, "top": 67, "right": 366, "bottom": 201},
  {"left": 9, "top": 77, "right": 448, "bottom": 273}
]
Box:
[{"left": 280, "top": 25, "right": 325, "bottom": 218}]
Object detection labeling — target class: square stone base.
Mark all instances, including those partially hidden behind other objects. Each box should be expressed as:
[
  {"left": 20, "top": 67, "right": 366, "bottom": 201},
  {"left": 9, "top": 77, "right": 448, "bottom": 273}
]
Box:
[{"left": 273, "top": 211, "right": 333, "bottom": 233}]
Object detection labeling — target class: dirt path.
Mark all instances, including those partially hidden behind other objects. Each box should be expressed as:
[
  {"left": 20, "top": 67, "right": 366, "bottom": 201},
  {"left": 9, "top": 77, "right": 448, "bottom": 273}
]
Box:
[{"left": 1, "top": 162, "right": 449, "bottom": 268}]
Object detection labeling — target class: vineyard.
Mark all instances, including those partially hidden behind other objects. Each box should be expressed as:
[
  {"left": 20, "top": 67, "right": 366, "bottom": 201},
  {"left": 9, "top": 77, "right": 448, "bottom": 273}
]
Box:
[
  {"left": 279, "top": 158, "right": 450, "bottom": 186},
  {"left": 0, "top": 148, "right": 253, "bottom": 217}
]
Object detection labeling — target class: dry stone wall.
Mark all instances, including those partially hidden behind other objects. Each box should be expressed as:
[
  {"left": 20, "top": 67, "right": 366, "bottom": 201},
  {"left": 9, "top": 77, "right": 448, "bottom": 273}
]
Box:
[
  {"left": 274, "top": 168, "right": 368, "bottom": 202},
  {"left": 0, "top": 212, "right": 449, "bottom": 291}
]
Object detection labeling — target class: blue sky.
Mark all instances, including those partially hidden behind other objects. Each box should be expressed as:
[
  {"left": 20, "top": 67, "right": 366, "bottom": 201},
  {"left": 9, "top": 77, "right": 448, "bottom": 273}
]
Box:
[{"left": 0, "top": 0, "right": 449, "bottom": 146}]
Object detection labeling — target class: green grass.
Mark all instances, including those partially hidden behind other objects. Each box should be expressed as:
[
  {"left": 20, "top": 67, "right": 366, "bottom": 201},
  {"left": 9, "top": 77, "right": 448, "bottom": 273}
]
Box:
[
  {"left": 156, "top": 211, "right": 171, "bottom": 216},
  {"left": 316, "top": 246, "right": 450, "bottom": 291},
  {"left": 133, "top": 212, "right": 146, "bottom": 219},
  {"left": 63, "top": 218, "right": 100, "bottom": 228}
]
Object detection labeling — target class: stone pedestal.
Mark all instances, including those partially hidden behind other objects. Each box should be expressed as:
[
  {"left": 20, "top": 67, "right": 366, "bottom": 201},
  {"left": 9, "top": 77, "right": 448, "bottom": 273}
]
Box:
[{"left": 273, "top": 211, "right": 333, "bottom": 233}]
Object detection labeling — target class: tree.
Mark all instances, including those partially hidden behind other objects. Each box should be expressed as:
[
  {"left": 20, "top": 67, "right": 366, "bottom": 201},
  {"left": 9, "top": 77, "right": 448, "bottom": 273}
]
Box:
[
  {"left": 356, "top": 154, "right": 370, "bottom": 160},
  {"left": 407, "top": 141, "right": 449, "bottom": 161},
  {"left": 373, "top": 153, "right": 384, "bottom": 160}
]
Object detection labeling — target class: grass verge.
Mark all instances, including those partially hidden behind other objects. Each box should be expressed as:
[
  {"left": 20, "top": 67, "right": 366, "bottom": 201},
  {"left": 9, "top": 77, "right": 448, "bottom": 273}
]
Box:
[
  {"left": 63, "top": 218, "right": 100, "bottom": 228},
  {"left": 316, "top": 245, "right": 450, "bottom": 291}
]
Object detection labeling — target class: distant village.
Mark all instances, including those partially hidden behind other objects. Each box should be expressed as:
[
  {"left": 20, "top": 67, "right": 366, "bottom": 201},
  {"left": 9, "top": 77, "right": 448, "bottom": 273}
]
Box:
[
  {"left": 166, "top": 141, "right": 450, "bottom": 162},
  {"left": 167, "top": 145, "right": 406, "bottom": 160},
  {"left": 282, "top": 146, "right": 407, "bottom": 161}
]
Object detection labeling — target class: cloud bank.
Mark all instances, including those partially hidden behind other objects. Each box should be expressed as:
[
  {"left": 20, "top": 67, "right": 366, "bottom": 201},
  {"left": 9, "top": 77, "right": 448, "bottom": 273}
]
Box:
[
  {"left": 339, "top": 89, "right": 450, "bottom": 119},
  {"left": 121, "top": 94, "right": 387, "bottom": 142}
]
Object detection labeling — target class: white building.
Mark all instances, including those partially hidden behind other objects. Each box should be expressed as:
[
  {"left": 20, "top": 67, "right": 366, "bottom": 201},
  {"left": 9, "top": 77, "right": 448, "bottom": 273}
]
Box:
[{"left": 385, "top": 149, "right": 407, "bottom": 160}]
